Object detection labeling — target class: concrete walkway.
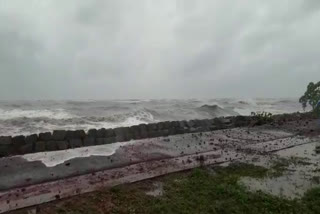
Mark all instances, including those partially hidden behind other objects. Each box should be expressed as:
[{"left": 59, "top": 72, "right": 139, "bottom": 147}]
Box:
[{"left": 0, "top": 126, "right": 317, "bottom": 213}]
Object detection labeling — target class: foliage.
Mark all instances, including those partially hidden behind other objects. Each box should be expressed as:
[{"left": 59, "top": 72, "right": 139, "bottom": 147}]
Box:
[
  {"left": 299, "top": 81, "right": 320, "bottom": 111},
  {"left": 251, "top": 111, "right": 273, "bottom": 125}
]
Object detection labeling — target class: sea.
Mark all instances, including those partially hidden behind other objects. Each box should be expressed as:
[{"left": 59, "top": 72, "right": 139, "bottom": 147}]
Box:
[{"left": 0, "top": 98, "right": 306, "bottom": 136}]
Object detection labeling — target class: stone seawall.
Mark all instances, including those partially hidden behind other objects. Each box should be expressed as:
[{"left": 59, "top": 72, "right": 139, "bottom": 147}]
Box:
[
  {"left": 0, "top": 116, "right": 254, "bottom": 157},
  {"left": 0, "top": 112, "right": 313, "bottom": 157}
]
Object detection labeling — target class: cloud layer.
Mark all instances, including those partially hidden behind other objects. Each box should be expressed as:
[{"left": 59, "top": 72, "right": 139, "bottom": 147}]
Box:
[{"left": 0, "top": 0, "right": 320, "bottom": 99}]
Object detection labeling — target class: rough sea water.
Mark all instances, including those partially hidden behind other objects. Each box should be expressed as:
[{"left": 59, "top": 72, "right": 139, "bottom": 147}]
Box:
[{"left": 0, "top": 98, "right": 305, "bottom": 136}]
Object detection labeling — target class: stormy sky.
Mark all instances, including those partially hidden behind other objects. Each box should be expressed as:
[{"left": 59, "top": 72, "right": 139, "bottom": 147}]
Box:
[{"left": 0, "top": 0, "right": 319, "bottom": 100}]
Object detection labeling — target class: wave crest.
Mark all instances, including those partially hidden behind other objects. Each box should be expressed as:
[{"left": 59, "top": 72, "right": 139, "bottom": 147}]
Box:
[
  {"left": 0, "top": 108, "right": 75, "bottom": 120},
  {"left": 198, "top": 105, "right": 239, "bottom": 117}
]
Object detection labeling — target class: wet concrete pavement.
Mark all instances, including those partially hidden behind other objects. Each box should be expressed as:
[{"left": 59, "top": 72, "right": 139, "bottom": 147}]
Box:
[
  {"left": 0, "top": 127, "right": 303, "bottom": 191},
  {"left": 0, "top": 123, "right": 319, "bottom": 213},
  {"left": 239, "top": 141, "right": 320, "bottom": 199}
]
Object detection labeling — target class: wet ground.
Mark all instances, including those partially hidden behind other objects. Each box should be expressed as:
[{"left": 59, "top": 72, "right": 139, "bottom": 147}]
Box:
[
  {"left": 239, "top": 141, "right": 320, "bottom": 199},
  {"left": 1, "top": 118, "right": 320, "bottom": 213}
]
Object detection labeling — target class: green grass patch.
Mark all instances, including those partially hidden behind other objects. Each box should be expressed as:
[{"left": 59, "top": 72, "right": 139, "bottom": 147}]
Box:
[
  {"left": 17, "top": 164, "right": 320, "bottom": 214},
  {"left": 268, "top": 157, "right": 312, "bottom": 177}
]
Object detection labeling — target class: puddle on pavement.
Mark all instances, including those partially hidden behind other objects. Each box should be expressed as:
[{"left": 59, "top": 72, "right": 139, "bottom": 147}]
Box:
[
  {"left": 145, "top": 182, "right": 164, "bottom": 197},
  {"left": 240, "top": 170, "right": 320, "bottom": 199},
  {"left": 276, "top": 142, "right": 320, "bottom": 162},
  {"left": 240, "top": 142, "right": 320, "bottom": 199}
]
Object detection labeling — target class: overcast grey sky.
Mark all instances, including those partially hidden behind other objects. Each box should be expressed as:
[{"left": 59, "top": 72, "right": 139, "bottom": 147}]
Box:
[{"left": 0, "top": 0, "right": 319, "bottom": 100}]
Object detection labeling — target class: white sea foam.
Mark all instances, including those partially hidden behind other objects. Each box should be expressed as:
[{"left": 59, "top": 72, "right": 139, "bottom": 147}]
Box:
[
  {"left": 22, "top": 141, "right": 132, "bottom": 167},
  {"left": 0, "top": 108, "right": 75, "bottom": 120}
]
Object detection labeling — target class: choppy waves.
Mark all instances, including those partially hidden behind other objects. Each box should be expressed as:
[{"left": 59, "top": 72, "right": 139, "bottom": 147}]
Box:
[
  {"left": 0, "top": 108, "right": 75, "bottom": 120},
  {"left": 0, "top": 98, "right": 303, "bottom": 136},
  {"left": 0, "top": 109, "right": 157, "bottom": 136}
]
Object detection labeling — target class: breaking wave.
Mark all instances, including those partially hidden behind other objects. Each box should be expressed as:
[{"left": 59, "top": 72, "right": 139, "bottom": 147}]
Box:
[
  {"left": 0, "top": 98, "right": 303, "bottom": 136},
  {"left": 0, "top": 108, "right": 75, "bottom": 120},
  {"left": 197, "top": 105, "right": 239, "bottom": 117}
]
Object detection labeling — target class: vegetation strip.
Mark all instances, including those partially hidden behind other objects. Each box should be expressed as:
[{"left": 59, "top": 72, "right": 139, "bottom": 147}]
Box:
[{"left": 13, "top": 164, "right": 320, "bottom": 214}]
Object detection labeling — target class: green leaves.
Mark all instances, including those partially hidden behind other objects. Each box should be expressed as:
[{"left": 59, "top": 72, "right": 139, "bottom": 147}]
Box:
[
  {"left": 251, "top": 111, "right": 274, "bottom": 125},
  {"left": 299, "top": 81, "right": 320, "bottom": 111}
]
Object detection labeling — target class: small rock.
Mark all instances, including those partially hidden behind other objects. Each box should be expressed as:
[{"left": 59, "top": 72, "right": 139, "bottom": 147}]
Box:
[
  {"left": 46, "top": 141, "right": 57, "bottom": 151},
  {"left": 52, "top": 130, "right": 67, "bottom": 141},
  {"left": 39, "top": 132, "right": 52, "bottom": 141},
  {"left": 12, "top": 135, "right": 26, "bottom": 146},
  {"left": 25, "top": 134, "right": 38, "bottom": 145},
  {"left": 57, "top": 141, "right": 68, "bottom": 150},
  {"left": 69, "top": 139, "right": 83, "bottom": 148},
  {"left": 0, "top": 136, "right": 12, "bottom": 145},
  {"left": 83, "top": 137, "right": 95, "bottom": 146},
  {"left": 35, "top": 141, "right": 46, "bottom": 152}
]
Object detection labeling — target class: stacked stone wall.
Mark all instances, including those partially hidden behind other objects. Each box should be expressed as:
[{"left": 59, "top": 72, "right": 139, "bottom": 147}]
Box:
[{"left": 0, "top": 115, "right": 254, "bottom": 157}]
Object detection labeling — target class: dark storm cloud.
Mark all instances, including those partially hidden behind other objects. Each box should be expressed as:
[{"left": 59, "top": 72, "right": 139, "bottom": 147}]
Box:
[{"left": 0, "top": 0, "right": 319, "bottom": 100}]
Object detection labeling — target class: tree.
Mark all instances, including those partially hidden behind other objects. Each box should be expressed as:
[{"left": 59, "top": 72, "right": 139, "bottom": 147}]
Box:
[{"left": 299, "top": 81, "right": 320, "bottom": 111}]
